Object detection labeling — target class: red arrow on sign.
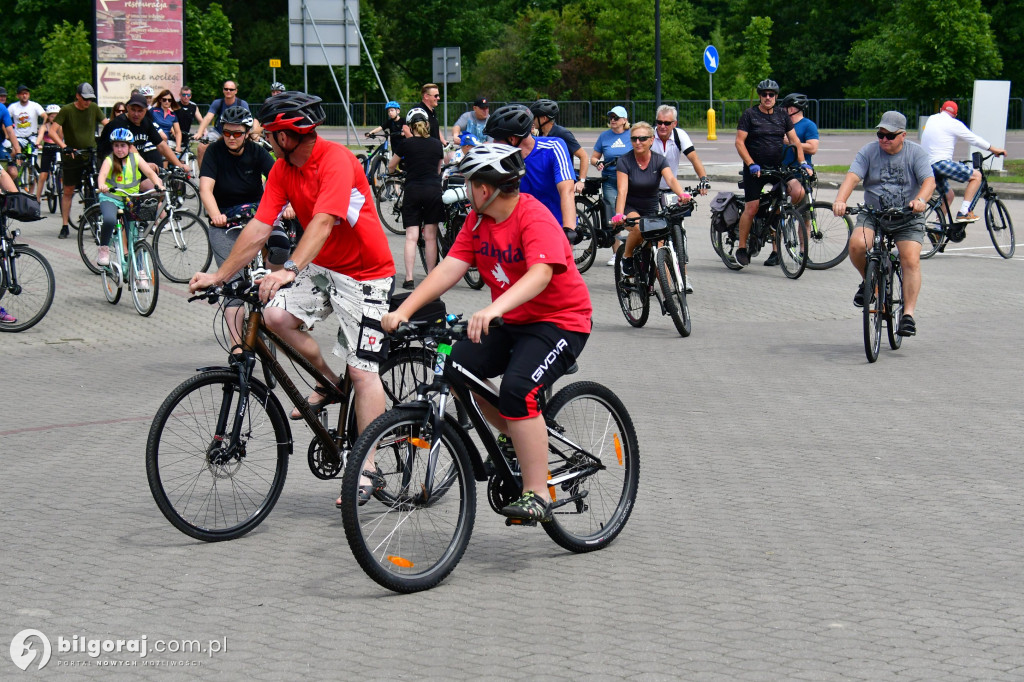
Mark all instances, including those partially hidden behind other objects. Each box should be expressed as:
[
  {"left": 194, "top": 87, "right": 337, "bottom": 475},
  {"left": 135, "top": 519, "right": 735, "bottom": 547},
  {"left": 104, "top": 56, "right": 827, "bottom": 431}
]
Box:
[{"left": 100, "top": 67, "right": 119, "bottom": 92}]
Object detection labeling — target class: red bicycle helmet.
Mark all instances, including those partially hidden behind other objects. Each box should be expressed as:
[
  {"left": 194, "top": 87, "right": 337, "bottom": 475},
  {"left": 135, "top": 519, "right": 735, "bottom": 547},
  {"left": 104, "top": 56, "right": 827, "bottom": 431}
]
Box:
[{"left": 259, "top": 91, "right": 326, "bottom": 133}]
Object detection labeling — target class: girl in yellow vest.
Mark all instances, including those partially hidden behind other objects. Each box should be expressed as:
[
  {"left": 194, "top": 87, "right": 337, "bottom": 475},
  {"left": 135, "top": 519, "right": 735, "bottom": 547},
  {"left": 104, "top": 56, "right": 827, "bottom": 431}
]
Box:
[{"left": 95, "top": 128, "right": 164, "bottom": 268}]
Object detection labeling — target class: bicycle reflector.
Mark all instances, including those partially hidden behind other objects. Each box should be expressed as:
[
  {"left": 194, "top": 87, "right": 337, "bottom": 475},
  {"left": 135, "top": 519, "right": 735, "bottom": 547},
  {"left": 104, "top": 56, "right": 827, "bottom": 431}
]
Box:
[
  {"left": 409, "top": 437, "right": 431, "bottom": 450},
  {"left": 614, "top": 433, "right": 623, "bottom": 466},
  {"left": 387, "top": 555, "right": 414, "bottom": 568}
]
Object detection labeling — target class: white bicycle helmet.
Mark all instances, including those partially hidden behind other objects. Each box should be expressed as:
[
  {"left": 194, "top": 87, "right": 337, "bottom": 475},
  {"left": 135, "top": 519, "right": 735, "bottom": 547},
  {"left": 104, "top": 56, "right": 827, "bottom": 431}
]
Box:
[
  {"left": 458, "top": 144, "right": 525, "bottom": 188},
  {"left": 45, "top": 104, "right": 60, "bottom": 114},
  {"left": 139, "top": 85, "right": 155, "bottom": 97},
  {"left": 406, "top": 107, "right": 429, "bottom": 125}
]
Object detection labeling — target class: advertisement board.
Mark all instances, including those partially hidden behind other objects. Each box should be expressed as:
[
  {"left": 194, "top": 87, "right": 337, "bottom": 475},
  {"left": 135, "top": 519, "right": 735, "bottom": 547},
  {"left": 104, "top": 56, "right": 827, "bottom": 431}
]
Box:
[
  {"left": 96, "top": 63, "right": 184, "bottom": 107},
  {"left": 96, "top": 0, "right": 185, "bottom": 63}
]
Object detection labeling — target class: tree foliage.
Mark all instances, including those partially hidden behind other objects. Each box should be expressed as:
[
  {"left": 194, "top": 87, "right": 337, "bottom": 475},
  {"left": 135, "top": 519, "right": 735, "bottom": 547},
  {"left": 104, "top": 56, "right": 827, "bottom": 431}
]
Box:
[
  {"left": 184, "top": 1, "right": 239, "bottom": 98},
  {"left": 36, "top": 21, "right": 93, "bottom": 105}
]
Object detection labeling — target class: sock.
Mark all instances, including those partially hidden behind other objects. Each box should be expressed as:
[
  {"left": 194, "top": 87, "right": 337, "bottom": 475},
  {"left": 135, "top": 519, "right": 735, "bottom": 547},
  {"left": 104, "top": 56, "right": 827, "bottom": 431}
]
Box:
[{"left": 960, "top": 201, "right": 972, "bottom": 215}]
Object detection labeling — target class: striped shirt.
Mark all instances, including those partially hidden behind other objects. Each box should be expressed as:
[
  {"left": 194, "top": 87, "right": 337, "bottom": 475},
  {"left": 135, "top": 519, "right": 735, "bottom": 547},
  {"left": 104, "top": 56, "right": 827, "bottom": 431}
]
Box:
[{"left": 520, "top": 136, "right": 575, "bottom": 226}]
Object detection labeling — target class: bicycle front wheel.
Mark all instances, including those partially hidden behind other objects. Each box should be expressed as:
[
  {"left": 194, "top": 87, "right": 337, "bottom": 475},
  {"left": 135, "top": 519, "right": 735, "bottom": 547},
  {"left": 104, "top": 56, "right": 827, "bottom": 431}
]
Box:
[
  {"left": 985, "top": 199, "right": 1015, "bottom": 258},
  {"left": 375, "top": 175, "right": 405, "bottom": 235},
  {"left": 805, "top": 201, "right": 851, "bottom": 270},
  {"left": 863, "top": 261, "right": 882, "bottom": 363},
  {"left": 131, "top": 241, "right": 159, "bottom": 316},
  {"left": 542, "top": 381, "right": 640, "bottom": 552},
  {"left": 169, "top": 175, "right": 203, "bottom": 216},
  {"left": 47, "top": 173, "right": 61, "bottom": 214},
  {"left": 101, "top": 236, "right": 122, "bottom": 304},
  {"left": 887, "top": 263, "right": 904, "bottom": 350},
  {"left": 655, "top": 243, "right": 690, "bottom": 337},
  {"left": 153, "top": 210, "right": 212, "bottom": 283},
  {"left": 777, "top": 206, "right": 808, "bottom": 279},
  {"left": 920, "top": 202, "right": 946, "bottom": 259},
  {"left": 146, "top": 370, "right": 290, "bottom": 542},
  {"left": 573, "top": 209, "right": 598, "bottom": 274},
  {"left": 614, "top": 245, "right": 650, "bottom": 327},
  {"left": 0, "top": 245, "right": 55, "bottom": 332},
  {"left": 77, "top": 204, "right": 104, "bottom": 275},
  {"left": 341, "top": 406, "right": 476, "bottom": 593}
]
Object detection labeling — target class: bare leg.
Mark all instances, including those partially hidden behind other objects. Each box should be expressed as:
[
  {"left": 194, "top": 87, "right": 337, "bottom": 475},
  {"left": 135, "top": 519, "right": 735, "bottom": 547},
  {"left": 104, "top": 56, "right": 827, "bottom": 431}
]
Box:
[
  {"left": 963, "top": 170, "right": 982, "bottom": 206},
  {"left": 848, "top": 226, "right": 875, "bottom": 277},
  {"left": 507, "top": 415, "right": 551, "bottom": 503},
  {"left": 621, "top": 213, "right": 642, "bottom": 258},
  {"left": 403, "top": 224, "right": 420, "bottom": 281},
  {"left": 36, "top": 171, "right": 47, "bottom": 202},
  {"left": 737, "top": 201, "right": 758, "bottom": 248},
  {"left": 263, "top": 306, "right": 339, "bottom": 403},
  {"left": 422, "top": 223, "right": 439, "bottom": 272},
  {"left": 897, "top": 240, "right": 922, "bottom": 316},
  {"left": 60, "top": 183, "right": 76, "bottom": 228}
]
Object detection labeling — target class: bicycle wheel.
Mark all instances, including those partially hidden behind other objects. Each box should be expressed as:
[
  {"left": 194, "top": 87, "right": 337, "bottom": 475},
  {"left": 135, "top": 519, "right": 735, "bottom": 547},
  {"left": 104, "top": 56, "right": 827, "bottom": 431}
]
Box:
[
  {"left": 147, "top": 370, "right": 290, "bottom": 542},
  {"left": 805, "top": 201, "right": 851, "bottom": 270},
  {"left": 375, "top": 175, "right": 405, "bottom": 235},
  {"left": 341, "top": 406, "right": 475, "bottom": 593},
  {"left": 0, "top": 245, "right": 55, "bottom": 332},
  {"left": 542, "top": 381, "right": 639, "bottom": 552},
  {"left": 710, "top": 225, "right": 743, "bottom": 270},
  {"left": 613, "top": 245, "right": 650, "bottom": 327},
  {"left": 887, "top": 263, "right": 904, "bottom": 350},
  {"left": 985, "top": 199, "right": 1015, "bottom": 258},
  {"left": 777, "top": 205, "right": 807, "bottom": 279},
  {"left": 47, "top": 172, "right": 61, "bottom": 214},
  {"left": 862, "top": 261, "right": 882, "bottom": 363},
  {"left": 368, "top": 154, "right": 389, "bottom": 198},
  {"left": 920, "top": 202, "right": 946, "bottom": 259},
  {"left": 153, "top": 210, "right": 212, "bottom": 283},
  {"left": 131, "top": 241, "right": 159, "bottom": 317},
  {"left": 170, "top": 175, "right": 203, "bottom": 216},
  {"left": 655, "top": 240, "right": 690, "bottom": 337},
  {"left": 572, "top": 208, "right": 598, "bottom": 274},
  {"left": 101, "top": 236, "right": 122, "bottom": 304},
  {"left": 77, "top": 203, "right": 104, "bottom": 275}
]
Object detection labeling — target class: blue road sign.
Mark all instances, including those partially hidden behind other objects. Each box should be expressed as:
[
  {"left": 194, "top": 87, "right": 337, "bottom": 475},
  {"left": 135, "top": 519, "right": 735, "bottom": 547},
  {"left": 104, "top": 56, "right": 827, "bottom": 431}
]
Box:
[{"left": 704, "top": 45, "right": 719, "bottom": 74}]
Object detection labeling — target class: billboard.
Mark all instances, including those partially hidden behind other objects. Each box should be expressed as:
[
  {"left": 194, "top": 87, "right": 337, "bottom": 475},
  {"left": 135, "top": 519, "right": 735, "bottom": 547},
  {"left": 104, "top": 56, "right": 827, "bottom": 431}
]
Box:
[
  {"left": 96, "top": 0, "right": 185, "bottom": 64},
  {"left": 96, "top": 63, "right": 184, "bottom": 106}
]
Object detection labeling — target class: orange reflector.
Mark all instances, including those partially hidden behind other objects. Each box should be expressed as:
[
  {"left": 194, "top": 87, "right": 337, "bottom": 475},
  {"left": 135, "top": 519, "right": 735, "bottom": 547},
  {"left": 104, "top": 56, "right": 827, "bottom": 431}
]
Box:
[
  {"left": 547, "top": 470, "right": 556, "bottom": 502},
  {"left": 614, "top": 433, "right": 623, "bottom": 465},
  {"left": 387, "top": 555, "right": 414, "bottom": 568},
  {"left": 409, "top": 438, "right": 431, "bottom": 449}
]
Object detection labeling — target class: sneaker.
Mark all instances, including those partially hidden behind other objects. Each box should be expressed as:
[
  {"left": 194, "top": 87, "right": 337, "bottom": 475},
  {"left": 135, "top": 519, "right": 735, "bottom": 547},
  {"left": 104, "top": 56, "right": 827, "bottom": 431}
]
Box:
[
  {"left": 954, "top": 211, "right": 980, "bottom": 223},
  {"left": 58, "top": 225, "right": 69, "bottom": 239},
  {"left": 135, "top": 271, "right": 151, "bottom": 292},
  {"left": 734, "top": 248, "right": 750, "bottom": 267},
  {"left": 684, "top": 275, "right": 693, "bottom": 294},
  {"left": 763, "top": 251, "right": 780, "bottom": 266},
  {"left": 619, "top": 254, "right": 636, "bottom": 277},
  {"left": 96, "top": 246, "right": 110, "bottom": 266},
  {"left": 0, "top": 307, "right": 16, "bottom": 323},
  {"left": 896, "top": 313, "right": 916, "bottom": 337},
  {"left": 499, "top": 490, "right": 552, "bottom": 522},
  {"left": 402, "top": 279, "right": 414, "bottom": 290},
  {"left": 605, "top": 256, "right": 616, "bottom": 266},
  {"left": 853, "top": 282, "right": 865, "bottom": 307}
]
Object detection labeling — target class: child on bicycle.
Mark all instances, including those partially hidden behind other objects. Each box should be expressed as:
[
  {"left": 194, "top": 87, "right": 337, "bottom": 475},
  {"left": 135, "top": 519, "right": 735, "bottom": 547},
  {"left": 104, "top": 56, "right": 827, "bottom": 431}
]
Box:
[
  {"left": 382, "top": 144, "right": 592, "bottom": 522},
  {"left": 95, "top": 128, "right": 164, "bottom": 270}
]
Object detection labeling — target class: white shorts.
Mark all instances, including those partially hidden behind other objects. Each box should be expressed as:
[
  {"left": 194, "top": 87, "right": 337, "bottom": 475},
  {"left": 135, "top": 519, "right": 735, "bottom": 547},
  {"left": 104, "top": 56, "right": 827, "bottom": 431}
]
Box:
[
  {"left": 203, "top": 130, "right": 222, "bottom": 143},
  {"left": 267, "top": 263, "right": 394, "bottom": 373}
]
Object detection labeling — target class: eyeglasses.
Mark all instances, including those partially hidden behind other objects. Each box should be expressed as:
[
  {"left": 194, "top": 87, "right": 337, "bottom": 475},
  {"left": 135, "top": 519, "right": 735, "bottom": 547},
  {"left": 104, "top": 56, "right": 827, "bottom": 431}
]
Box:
[
  {"left": 758, "top": 91, "right": 777, "bottom": 98},
  {"left": 630, "top": 135, "right": 652, "bottom": 142},
  {"left": 222, "top": 130, "right": 246, "bottom": 139},
  {"left": 876, "top": 131, "right": 902, "bottom": 140},
  {"left": 655, "top": 120, "right": 675, "bottom": 126},
  {"left": 223, "top": 87, "right": 237, "bottom": 92}
]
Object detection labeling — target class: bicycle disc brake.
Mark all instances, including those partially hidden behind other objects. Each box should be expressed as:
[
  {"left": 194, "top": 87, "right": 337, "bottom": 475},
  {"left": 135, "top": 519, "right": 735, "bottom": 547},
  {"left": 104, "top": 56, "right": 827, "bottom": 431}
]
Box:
[{"left": 308, "top": 431, "right": 344, "bottom": 479}]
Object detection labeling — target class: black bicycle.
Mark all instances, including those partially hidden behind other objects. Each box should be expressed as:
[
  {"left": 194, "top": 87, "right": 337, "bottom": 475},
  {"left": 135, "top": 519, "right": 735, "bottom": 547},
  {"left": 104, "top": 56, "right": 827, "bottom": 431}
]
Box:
[
  {"left": 711, "top": 166, "right": 809, "bottom": 279},
  {"left": 613, "top": 194, "right": 694, "bottom": 337},
  {"left": 573, "top": 160, "right": 621, "bottom": 274},
  {"left": 340, "top": 316, "right": 640, "bottom": 593},
  {"left": 40, "top": 143, "right": 63, "bottom": 214},
  {"left": 846, "top": 205, "right": 915, "bottom": 363},
  {"left": 67, "top": 147, "right": 100, "bottom": 227},
  {"left": 0, "top": 192, "right": 55, "bottom": 332},
  {"left": 922, "top": 152, "right": 1014, "bottom": 259},
  {"left": 375, "top": 170, "right": 405, "bottom": 235},
  {"left": 416, "top": 168, "right": 484, "bottom": 289}
]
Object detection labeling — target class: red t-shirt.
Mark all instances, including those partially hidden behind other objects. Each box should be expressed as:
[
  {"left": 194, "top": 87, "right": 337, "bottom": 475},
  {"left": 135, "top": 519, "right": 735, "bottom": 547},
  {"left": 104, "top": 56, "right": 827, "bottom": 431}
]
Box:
[
  {"left": 448, "top": 193, "right": 592, "bottom": 333},
  {"left": 254, "top": 137, "right": 395, "bottom": 280}
]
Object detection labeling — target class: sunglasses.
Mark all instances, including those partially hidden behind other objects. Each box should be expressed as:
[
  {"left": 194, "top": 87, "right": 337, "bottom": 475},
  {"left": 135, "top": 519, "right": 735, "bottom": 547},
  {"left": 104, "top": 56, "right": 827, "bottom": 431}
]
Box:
[
  {"left": 655, "top": 120, "right": 674, "bottom": 126},
  {"left": 630, "top": 135, "right": 652, "bottom": 142},
  {"left": 876, "top": 131, "right": 902, "bottom": 140},
  {"left": 160, "top": 97, "right": 172, "bottom": 102},
  {"left": 222, "top": 130, "right": 246, "bottom": 139},
  {"left": 223, "top": 87, "right": 237, "bottom": 92},
  {"left": 608, "top": 115, "right": 621, "bottom": 122},
  {"left": 114, "top": 109, "right": 125, "bottom": 115},
  {"left": 180, "top": 93, "right": 191, "bottom": 97},
  {"left": 758, "top": 91, "right": 777, "bottom": 98}
]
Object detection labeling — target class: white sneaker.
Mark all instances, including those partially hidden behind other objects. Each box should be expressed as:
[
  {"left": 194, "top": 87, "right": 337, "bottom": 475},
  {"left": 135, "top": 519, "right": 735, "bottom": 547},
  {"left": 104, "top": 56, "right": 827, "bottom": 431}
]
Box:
[
  {"left": 96, "top": 246, "right": 110, "bottom": 266},
  {"left": 135, "top": 271, "right": 151, "bottom": 291},
  {"left": 684, "top": 275, "right": 693, "bottom": 294},
  {"left": 606, "top": 256, "right": 616, "bottom": 266}
]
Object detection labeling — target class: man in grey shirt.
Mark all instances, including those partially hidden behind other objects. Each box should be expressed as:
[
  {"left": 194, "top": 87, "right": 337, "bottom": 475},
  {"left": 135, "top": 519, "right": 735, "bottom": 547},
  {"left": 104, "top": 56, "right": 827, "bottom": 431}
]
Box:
[{"left": 832, "top": 111, "right": 935, "bottom": 337}]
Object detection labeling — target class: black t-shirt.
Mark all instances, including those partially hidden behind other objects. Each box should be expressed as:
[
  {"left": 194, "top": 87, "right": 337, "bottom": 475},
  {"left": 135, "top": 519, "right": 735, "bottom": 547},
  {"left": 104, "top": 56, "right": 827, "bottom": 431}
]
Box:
[
  {"left": 736, "top": 105, "right": 794, "bottom": 167},
  {"left": 546, "top": 123, "right": 582, "bottom": 156},
  {"left": 400, "top": 136, "right": 443, "bottom": 185},
  {"left": 381, "top": 117, "right": 404, "bottom": 148},
  {"left": 98, "top": 113, "right": 165, "bottom": 159},
  {"left": 200, "top": 138, "right": 276, "bottom": 210},
  {"left": 178, "top": 102, "right": 199, "bottom": 135},
  {"left": 617, "top": 150, "right": 669, "bottom": 216},
  {"left": 423, "top": 104, "right": 440, "bottom": 140}
]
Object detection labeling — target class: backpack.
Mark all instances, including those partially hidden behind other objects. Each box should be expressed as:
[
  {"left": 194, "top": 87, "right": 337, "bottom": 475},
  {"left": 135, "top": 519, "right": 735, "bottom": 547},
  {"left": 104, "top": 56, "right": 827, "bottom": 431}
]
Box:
[{"left": 709, "top": 191, "right": 742, "bottom": 233}]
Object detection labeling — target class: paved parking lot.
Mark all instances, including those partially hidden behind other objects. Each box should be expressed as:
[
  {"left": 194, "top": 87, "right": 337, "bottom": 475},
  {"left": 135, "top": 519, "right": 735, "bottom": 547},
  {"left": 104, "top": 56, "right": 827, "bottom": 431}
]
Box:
[{"left": 2, "top": 183, "right": 1023, "bottom": 679}]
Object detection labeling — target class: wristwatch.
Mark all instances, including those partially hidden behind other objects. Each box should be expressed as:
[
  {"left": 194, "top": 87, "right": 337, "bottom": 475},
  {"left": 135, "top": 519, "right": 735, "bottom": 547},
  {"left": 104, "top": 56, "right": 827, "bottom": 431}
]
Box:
[{"left": 282, "top": 260, "right": 300, "bottom": 276}]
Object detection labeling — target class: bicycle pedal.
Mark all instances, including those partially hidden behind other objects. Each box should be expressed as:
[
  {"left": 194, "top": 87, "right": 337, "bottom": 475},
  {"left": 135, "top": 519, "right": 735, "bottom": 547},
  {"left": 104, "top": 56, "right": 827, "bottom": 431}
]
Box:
[{"left": 505, "top": 518, "right": 537, "bottom": 527}]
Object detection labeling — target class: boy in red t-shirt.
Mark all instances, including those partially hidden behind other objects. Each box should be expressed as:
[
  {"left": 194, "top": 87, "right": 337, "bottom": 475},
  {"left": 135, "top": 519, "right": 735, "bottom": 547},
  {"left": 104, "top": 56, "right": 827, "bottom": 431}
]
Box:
[{"left": 383, "top": 145, "right": 592, "bottom": 522}]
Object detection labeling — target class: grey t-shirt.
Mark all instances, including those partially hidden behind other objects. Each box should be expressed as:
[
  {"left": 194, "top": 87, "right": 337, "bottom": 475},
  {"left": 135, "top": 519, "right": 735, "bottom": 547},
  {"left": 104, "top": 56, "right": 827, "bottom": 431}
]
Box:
[{"left": 849, "top": 140, "right": 933, "bottom": 210}]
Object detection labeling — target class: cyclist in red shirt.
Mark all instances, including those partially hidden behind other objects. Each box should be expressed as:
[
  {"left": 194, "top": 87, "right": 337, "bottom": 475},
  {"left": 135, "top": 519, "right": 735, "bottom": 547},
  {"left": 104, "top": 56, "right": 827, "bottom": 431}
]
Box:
[
  {"left": 190, "top": 92, "right": 397, "bottom": 497},
  {"left": 383, "top": 144, "right": 592, "bottom": 522}
]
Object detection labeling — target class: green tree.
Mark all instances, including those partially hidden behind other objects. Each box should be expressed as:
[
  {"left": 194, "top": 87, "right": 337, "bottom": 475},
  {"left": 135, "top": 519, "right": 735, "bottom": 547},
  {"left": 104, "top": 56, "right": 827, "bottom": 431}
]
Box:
[
  {"left": 988, "top": 0, "right": 1023, "bottom": 98},
  {"left": 185, "top": 1, "right": 239, "bottom": 98},
  {"left": 847, "top": 0, "right": 1000, "bottom": 99},
  {"left": 722, "top": 16, "right": 772, "bottom": 100},
  {"left": 35, "top": 21, "right": 92, "bottom": 105}
]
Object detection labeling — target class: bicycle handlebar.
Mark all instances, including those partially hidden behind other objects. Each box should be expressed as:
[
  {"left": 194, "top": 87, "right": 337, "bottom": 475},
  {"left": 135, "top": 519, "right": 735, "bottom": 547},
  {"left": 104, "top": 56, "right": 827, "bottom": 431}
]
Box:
[
  {"left": 844, "top": 204, "right": 916, "bottom": 218},
  {"left": 391, "top": 315, "right": 503, "bottom": 344}
]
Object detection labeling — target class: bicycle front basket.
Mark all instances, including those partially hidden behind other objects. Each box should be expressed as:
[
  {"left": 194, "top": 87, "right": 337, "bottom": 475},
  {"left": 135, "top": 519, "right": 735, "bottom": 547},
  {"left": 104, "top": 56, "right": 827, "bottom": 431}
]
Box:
[
  {"left": 639, "top": 216, "right": 670, "bottom": 240},
  {"left": 126, "top": 196, "right": 160, "bottom": 223}
]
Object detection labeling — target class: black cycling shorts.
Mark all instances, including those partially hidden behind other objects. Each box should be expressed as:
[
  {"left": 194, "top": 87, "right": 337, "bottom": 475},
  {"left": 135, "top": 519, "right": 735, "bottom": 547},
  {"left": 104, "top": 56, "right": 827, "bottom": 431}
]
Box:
[
  {"left": 741, "top": 167, "right": 778, "bottom": 203},
  {"left": 448, "top": 321, "right": 588, "bottom": 420},
  {"left": 401, "top": 181, "right": 444, "bottom": 227}
]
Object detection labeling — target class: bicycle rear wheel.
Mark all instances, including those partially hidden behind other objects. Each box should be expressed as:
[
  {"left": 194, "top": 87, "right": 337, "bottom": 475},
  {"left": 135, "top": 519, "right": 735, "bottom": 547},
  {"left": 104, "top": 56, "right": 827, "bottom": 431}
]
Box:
[
  {"left": 572, "top": 209, "right": 597, "bottom": 274},
  {"left": 863, "top": 261, "right": 882, "bottom": 363},
  {"left": 542, "top": 381, "right": 639, "bottom": 552},
  {"left": 0, "top": 245, "right": 55, "bottom": 332},
  {"left": 131, "top": 241, "right": 159, "bottom": 317},
  {"left": 920, "top": 202, "right": 946, "bottom": 259},
  {"left": 985, "top": 199, "right": 1015, "bottom": 258},
  {"left": 169, "top": 175, "right": 203, "bottom": 216},
  {"left": 77, "top": 204, "right": 104, "bottom": 275},
  {"left": 710, "top": 225, "right": 743, "bottom": 270},
  {"left": 375, "top": 175, "right": 405, "bottom": 235},
  {"left": 887, "top": 263, "right": 904, "bottom": 350},
  {"left": 153, "top": 210, "right": 212, "bottom": 283},
  {"left": 614, "top": 245, "right": 650, "bottom": 327},
  {"left": 777, "top": 205, "right": 807, "bottom": 279},
  {"left": 655, "top": 242, "right": 690, "bottom": 337},
  {"left": 146, "top": 370, "right": 290, "bottom": 542},
  {"left": 805, "top": 201, "right": 851, "bottom": 270},
  {"left": 341, "top": 406, "right": 475, "bottom": 593}
]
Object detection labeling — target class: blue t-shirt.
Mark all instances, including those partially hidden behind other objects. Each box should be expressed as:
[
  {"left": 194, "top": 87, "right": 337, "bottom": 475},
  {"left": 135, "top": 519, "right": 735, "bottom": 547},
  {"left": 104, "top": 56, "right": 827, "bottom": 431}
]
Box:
[
  {"left": 782, "top": 117, "right": 819, "bottom": 167},
  {"left": 0, "top": 107, "right": 12, "bottom": 128},
  {"left": 208, "top": 98, "right": 250, "bottom": 133},
  {"left": 594, "top": 129, "right": 631, "bottom": 179},
  {"left": 520, "top": 136, "right": 575, "bottom": 226},
  {"left": 150, "top": 107, "right": 178, "bottom": 137}
]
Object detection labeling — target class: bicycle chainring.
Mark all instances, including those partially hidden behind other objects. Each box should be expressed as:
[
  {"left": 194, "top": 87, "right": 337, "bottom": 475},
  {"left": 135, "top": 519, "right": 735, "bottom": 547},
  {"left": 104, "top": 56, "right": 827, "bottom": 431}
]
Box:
[
  {"left": 487, "top": 474, "right": 522, "bottom": 514},
  {"left": 307, "top": 432, "right": 344, "bottom": 480},
  {"left": 948, "top": 224, "right": 967, "bottom": 242}
]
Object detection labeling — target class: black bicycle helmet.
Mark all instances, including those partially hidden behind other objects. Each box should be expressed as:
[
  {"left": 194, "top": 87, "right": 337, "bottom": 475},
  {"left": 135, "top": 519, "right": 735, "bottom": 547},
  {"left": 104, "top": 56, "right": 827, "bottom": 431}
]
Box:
[
  {"left": 259, "top": 91, "right": 325, "bottom": 134},
  {"left": 221, "top": 105, "right": 254, "bottom": 129},
  {"left": 483, "top": 105, "right": 534, "bottom": 142},
  {"left": 756, "top": 79, "right": 780, "bottom": 94},
  {"left": 458, "top": 144, "right": 526, "bottom": 189},
  {"left": 529, "top": 99, "right": 559, "bottom": 119},
  {"left": 781, "top": 93, "right": 808, "bottom": 111}
]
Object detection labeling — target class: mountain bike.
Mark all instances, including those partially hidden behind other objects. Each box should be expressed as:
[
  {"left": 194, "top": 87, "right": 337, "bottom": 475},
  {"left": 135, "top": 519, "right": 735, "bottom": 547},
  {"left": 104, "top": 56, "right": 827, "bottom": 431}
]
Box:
[
  {"left": 375, "top": 170, "right": 405, "bottom": 235},
  {"left": 40, "top": 144, "right": 63, "bottom": 214},
  {"left": 800, "top": 171, "right": 853, "bottom": 270},
  {"left": 97, "top": 190, "right": 161, "bottom": 317},
  {"left": 340, "top": 316, "right": 639, "bottom": 593},
  {"left": 164, "top": 165, "right": 203, "bottom": 216},
  {"left": 13, "top": 147, "right": 39, "bottom": 194},
  {"left": 417, "top": 168, "right": 484, "bottom": 289},
  {"left": 846, "top": 205, "right": 915, "bottom": 363},
  {"left": 176, "top": 133, "right": 200, "bottom": 178},
  {"left": 922, "top": 152, "right": 1014, "bottom": 259},
  {"left": 146, "top": 280, "right": 452, "bottom": 542},
  {"left": 0, "top": 192, "right": 54, "bottom": 332},
  {"left": 711, "top": 166, "right": 809, "bottom": 279},
  {"left": 613, "top": 194, "right": 695, "bottom": 337}
]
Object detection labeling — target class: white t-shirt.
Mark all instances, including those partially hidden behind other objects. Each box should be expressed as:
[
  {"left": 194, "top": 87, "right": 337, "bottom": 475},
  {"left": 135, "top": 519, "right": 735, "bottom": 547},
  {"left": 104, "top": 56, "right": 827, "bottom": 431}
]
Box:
[
  {"left": 7, "top": 101, "right": 45, "bottom": 140},
  {"left": 651, "top": 128, "right": 693, "bottom": 190},
  {"left": 920, "top": 111, "right": 991, "bottom": 165}
]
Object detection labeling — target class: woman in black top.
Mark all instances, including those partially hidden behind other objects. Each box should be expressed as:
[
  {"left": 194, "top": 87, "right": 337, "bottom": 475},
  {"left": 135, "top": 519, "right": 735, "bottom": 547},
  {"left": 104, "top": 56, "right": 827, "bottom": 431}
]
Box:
[{"left": 398, "top": 108, "right": 444, "bottom": 288}]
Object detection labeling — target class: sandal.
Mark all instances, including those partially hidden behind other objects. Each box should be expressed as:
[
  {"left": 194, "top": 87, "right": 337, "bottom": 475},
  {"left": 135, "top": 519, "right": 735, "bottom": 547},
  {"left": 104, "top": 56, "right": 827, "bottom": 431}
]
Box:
[
  {"left": 290, "top": 382, "right": 341, "bottom": 421},
  {"left": 335, "top": 468, "right": 384, "bottom": 508},
  {"left": 499, "top": 490, "right": 552, "bottom": 523},
  {"left": 896, "top": 314, "right": 916, "bottom": 337}
]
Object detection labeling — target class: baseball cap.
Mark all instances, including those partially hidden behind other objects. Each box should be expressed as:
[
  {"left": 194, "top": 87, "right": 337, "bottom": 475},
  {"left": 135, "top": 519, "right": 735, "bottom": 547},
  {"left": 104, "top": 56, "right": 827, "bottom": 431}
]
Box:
[
  {"left": 607, "top": 105, "right": 628, "bottom": 119},
  {"left": 0, "top": 87, "right": 7, "bottom": 96},
  {"left": 16, "top": 85, "right": 29, "bottom": 94},
  {"left": 474, "top": 97, "right": 489, "bottom": 108},
  {"left": 941, "top": 100, "right": 958, "bottom": 117},
  {"left": 875, "top": 111, "right": 906, "bottom": 133},
  {"left": 127, "top": 93, "right": 148, "bottom": 108},
  {"left": 77, "top": 83, "right": 96, "bottom": 100}
]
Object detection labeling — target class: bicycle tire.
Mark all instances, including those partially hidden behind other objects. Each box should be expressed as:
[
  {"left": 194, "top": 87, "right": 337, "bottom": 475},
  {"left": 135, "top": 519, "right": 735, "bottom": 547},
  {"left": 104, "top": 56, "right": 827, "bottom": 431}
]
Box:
[
  {"left": 101, "top": 235, "right": 122, "bottom": 304},
  {"left": 985, "top": 198, "right": 1015, "bottom": 258},
  {"left": 887, "top": 261, "right": 904, "bottom": 351},
  {"left": 710, "top": 224, "right": 743, "bottom": 270},
  {"left": 541, "top": 381, "right": 640, "bottom": 552},
  {"left": 0, "top": 245, "right": 55, "bottom": 332},
  {"left": 170, "top": 175, "right": 203, "bottom": 216},
  {"left": 920, "top": 201, "right": 946, "bottom": 259},
  {"left": 777, "top": 205, "right": 808, "bottom": 279},
  {"left": 375, "top": 174, "right": 405, "bottom": 235},
  {"left": 47, "top": 172, "right": 61, "bottom": 214},
  {"left": 573, "top": 208, "right": 598, "bottom": 274},
  {"left": 341, "top": 405, "right": 475, "bottom": 593},
  {"left": 804, "top": 201, "right": 851, "bottom": 270},
  {"left": 614, "top": 245, "right": 650, "bottom": 327},
  {"left": 863, "top": 261, "right": 882, "bottom": 363},
  {"left": 131, "top": 241, "right": 159, "bottom": 317},
  {"left": 153, "top": 210, "right": 212, "bottom": 283},
  {"left": 368, "top": 153, "right": 388, "bottom": 197},
  {"left": 147, "top": 370, "right": 290, "bottom": 542},
  {"left": 77, "top": 203, "right": 104, "bottom": 275},
  {"left": 655, "top": 233, "right": 690, "bottom": 337}
]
